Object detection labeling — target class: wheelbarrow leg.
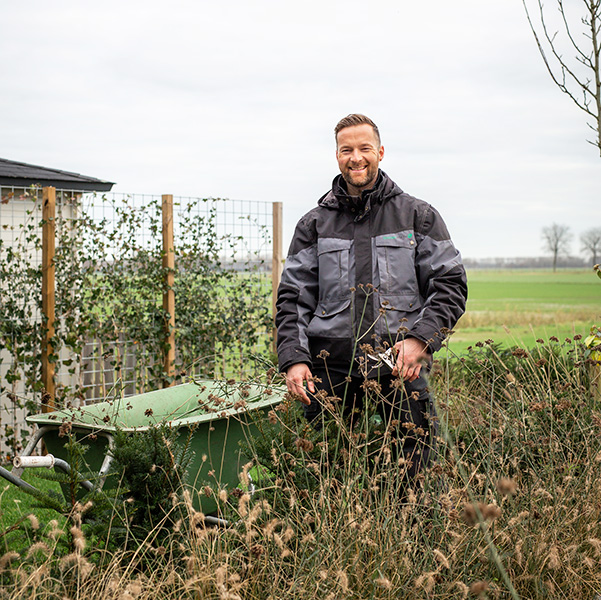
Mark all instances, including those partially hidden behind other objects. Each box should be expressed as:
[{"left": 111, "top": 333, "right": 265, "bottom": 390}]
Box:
[{"left": 96, "top": 432, "right": 114, "bottom": 489}]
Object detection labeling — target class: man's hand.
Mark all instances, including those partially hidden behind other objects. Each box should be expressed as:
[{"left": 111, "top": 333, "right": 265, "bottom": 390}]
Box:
[
  {"left": 285, "top": 363, "right": 315, "bottom": 405},
  {"left": 392, "top": 338, "right": 430, "bottom": 382}
]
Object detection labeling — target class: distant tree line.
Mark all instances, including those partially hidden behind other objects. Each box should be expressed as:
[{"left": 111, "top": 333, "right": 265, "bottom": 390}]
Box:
[
  {"left": 464, "top": 225, "right": 600, "bottom": 269},
  {"left": 464, "top": 255, "right": 590, "bottom": 270}
]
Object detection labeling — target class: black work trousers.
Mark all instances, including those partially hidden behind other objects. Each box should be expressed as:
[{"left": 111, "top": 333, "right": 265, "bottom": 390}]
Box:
[{"left": 305, "top": 367, "right": 438, "bottom": 481}]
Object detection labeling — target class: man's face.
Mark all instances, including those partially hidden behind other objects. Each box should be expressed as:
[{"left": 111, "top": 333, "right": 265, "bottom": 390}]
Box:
[{"left": 336, "top": 124, "right": 384, "bottom": 195}]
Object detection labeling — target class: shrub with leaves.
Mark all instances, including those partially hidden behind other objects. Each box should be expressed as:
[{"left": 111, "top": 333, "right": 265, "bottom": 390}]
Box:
[{"left": 0, "top": 192, "right": 273, "bottom": 456}]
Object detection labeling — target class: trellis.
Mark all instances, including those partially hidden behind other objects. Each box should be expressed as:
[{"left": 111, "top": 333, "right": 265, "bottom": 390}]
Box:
[{"left": 0, "top": 186, "right": 283, "bottom": 455}]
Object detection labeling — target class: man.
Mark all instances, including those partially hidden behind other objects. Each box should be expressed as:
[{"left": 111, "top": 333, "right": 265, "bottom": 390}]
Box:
[{"left": 275, "top": 114, "right": 467, "bottom": 478}]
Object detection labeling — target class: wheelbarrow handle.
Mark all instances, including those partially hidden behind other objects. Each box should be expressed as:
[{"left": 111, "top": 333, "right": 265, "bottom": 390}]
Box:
[
  {"left": 14, "top": 454, "right": 95, "bottom": 492},
  {"left": 0, "top": 453, "right": 95, "bottom": 493},
  {"left": 0, "top": 425, "right": 114, "bottom": 495},
  {"left": 13, "top": 455, "right": 55, "bottom": 469},
  {"left": 0, "top": 465, "right": 36, "bottom": 492}
]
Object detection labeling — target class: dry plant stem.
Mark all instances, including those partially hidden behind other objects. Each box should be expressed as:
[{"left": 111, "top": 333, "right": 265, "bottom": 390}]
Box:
[{"left": 441, "top": 425, "right": 522, "bottom": 600}]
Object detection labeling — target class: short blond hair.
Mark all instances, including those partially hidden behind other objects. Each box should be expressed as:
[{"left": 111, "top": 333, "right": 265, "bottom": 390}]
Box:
[{"left": 334, "top": 114, "right": 381, "bottom": 147}]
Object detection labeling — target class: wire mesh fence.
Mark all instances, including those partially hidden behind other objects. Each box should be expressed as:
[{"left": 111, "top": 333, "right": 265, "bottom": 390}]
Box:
[{"left": 0, "top": 185, "right": 278, "bottom": 456}]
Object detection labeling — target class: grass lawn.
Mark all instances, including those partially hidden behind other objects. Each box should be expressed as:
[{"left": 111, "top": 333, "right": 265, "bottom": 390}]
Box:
[
  {"left": 446, "top": 268, "right": 600, "bottom": 355},
  {"left": 0, "top": 467, "right": 65, "bottom": 550}
]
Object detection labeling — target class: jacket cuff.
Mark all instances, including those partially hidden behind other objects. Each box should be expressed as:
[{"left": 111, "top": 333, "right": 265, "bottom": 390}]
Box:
[
  {"left": 277, "top": 345, "right": 313, "bottom": 373},
  {"left": 407, "top": 328, "right": 447, "bottom": 354}
]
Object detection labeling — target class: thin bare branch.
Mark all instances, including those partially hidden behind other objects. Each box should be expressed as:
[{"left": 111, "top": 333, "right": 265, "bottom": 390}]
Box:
[
  {"left": 523, "top": 0, "right": 601, "bottom": 155},
  {"left": 525, "top": 0, "right": 595, "bottom": 112},
  {"left": 558, "top": 0, "right": 589, "bottom": 61}
]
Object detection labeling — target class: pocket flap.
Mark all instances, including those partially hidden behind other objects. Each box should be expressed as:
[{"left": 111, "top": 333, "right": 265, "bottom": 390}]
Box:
[
  {"left": 380, "top": 294, "right": 420, "bottom": 312},
  {"left": 375, "top": 232, "right": 415, "bottom": 248},
  {"left": 317, "top": 238, "right": 352, "bottom": 255},
  {"left": 314, "top": 297, "right": 351, "bottom": 317}
]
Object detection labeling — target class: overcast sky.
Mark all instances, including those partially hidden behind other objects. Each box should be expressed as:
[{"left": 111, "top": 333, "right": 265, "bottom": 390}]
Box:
[{"left": 1, "top": 0, "right": 599, "bottom": 259}]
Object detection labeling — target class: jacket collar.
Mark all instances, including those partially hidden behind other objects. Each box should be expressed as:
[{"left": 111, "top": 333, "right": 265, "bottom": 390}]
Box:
[{"left": 318, "top": 170, "right": 401, "bottom": 211}]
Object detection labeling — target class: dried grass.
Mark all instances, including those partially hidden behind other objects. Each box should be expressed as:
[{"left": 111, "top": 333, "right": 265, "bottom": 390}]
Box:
[{"left": 1, "top": 340, "right": 601, "bottom": 599}]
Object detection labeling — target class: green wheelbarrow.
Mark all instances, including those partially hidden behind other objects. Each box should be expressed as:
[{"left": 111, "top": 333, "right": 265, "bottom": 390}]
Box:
[{"left": 0, "top": 380, "right": 285, "bottom": 523}]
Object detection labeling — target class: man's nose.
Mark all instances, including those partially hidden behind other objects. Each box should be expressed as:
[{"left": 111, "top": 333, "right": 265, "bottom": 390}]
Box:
[{"left": 350, "top": 149, "right": 363, "bottom": 162}]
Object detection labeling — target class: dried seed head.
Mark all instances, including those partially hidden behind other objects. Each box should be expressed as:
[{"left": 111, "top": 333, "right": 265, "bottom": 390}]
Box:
[
  {"left": 433, "top": 548, "right": 450, "bottom": 569},
  {"left": 59, "top": 553, "right": 94, "bottom": 579},
  {"left": 546, "top": 545, "right": 560, "bottom": 570},
  {"left": 294, "top": 437, "right": 314, "bottom": 452},
  {"left": 48, "top": 522, "right": 64, "bottom": 540},
  {"left": 462, "top": 502, "right": 501, "bottom": 525},
  {"left": 587, "top": 538, "right": 601, "bottom": 556},
  {"left": 375, "top": 577, "right": 392, "bottom": 590},
  {"left": 70, "top": 526, "right": 86, "bottom": 552},
  {"left": 514, "top": 539, "right": 524, "bottom": 567},
  {"left": 454, "top": 581, "right": 469, "bottom": 599},
  {"left": 414, "top": 571, "right": 436, "bottom": 594},
  {"left": 190, "top": 511, "right": 206, "bottom": 529},
  {"left": 125, "top": 580, "right": 143, "bottom": 598},
  {"left": 240, "top": 462, "right": 252, "bottom": 487},
  {"left": 282, "top": 526, "right": 295, "bottom": 542},
  {"left": 238, "top": 493, "right": 251, "bottom": 518},
  {"left": 336, "top": 570, "right": 349, "bottom": 592},
  {"left": 27, "top": 513, "right": 40, "bottom": 530},
  {"left": 483, "top": 504, "right": 502, "bottom": 521},
  {"left": 26, "top": 542, "right": 50, "bottom": 559},
  {"left": 461, "top": 503, "right": 479, "bottom": 526},
  {"left": 0, "top": 551, "right": 20, "bottom": 571},
  {"left": 496, "top": 477, "right": 517, "bottom": 497},
  {"left": 469, "top": 580, "right": 489, "bottom": 596},
  {"left": 508, "top": 510, "right": 530, "bottom": 527}
]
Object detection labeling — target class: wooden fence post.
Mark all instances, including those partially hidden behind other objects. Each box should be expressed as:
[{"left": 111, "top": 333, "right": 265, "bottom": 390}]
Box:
[
  {"left": 272, "top": 202, "right": 283, "bottom": 353},
  {"left": 41, "top": 187, "right": 56, "bottom": 411},
  {"left": 162, "top": 195, "right": 176, "bottom": 387}
]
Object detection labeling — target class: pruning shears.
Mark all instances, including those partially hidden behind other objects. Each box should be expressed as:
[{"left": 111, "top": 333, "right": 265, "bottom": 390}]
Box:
[{"left": 367, "top": 347, "right": 396, "bottom": 370}]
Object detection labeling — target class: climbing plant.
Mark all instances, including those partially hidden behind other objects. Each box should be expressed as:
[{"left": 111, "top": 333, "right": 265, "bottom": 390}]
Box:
[{"left": 0, "top": 190, "right": 274, "bottom": 457}]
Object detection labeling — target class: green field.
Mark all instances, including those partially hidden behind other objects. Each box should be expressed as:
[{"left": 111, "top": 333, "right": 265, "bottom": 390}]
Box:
[{"left": 446, "top": 269, "right": 600, "bottom": 355}]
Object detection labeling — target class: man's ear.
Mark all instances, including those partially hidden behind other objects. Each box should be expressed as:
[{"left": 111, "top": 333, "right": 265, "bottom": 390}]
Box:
[{"left": 379, "top": 145, "right": 385, "bottom": 161}]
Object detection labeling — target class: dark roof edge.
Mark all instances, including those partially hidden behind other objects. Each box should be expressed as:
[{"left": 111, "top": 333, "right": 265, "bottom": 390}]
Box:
[
  {"left": 0, "top": 157, "right": 115, "bottom": 191},
  {"left": 0, "top": 177, "right": 114, "bottom": 192}
]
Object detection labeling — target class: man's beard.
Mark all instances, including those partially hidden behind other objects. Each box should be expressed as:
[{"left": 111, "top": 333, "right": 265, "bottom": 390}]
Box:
[{"left": 342, "top": 166, "right": 377, "bottom": 192}]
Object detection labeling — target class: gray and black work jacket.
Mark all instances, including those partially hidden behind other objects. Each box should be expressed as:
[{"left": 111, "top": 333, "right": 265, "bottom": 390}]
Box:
[{"left": 275, "top": 170, "right": 468, "bottom": 374}]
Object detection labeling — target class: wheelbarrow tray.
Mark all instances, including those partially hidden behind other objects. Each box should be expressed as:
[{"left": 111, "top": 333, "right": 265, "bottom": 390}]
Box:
[{"left": 23, "top": 380, "right": 284, "bottom": 514}]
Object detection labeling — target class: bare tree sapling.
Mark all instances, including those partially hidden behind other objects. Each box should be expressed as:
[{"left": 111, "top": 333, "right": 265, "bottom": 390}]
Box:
[
  {"left": 581, "top": 226, "right": 601, "bottom": 263},
  {"left": 542, "top": 223, "right": 572, "bottom": 271}
]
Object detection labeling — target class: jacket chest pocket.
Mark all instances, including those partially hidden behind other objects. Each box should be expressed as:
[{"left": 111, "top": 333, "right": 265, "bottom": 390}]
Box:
[
  {"left": 317, "top": 238, "right": 352, "bottom": 300},
  {"left": 375, "top": 232, "right": 418, "bottom": 295}
]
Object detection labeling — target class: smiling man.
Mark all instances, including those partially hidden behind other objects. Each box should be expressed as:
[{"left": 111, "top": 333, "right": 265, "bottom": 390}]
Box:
[{"left": 275, "top": 113, "right": 468, "bottom": 482}]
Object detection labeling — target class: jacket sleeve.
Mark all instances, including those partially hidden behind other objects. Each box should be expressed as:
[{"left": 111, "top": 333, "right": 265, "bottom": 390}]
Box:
[
  {"left": 409, "top": 205, "right": 468, "bottom": 353},
  {"left": 275, "top": 216, "right": 319, "bottom": 372}
]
